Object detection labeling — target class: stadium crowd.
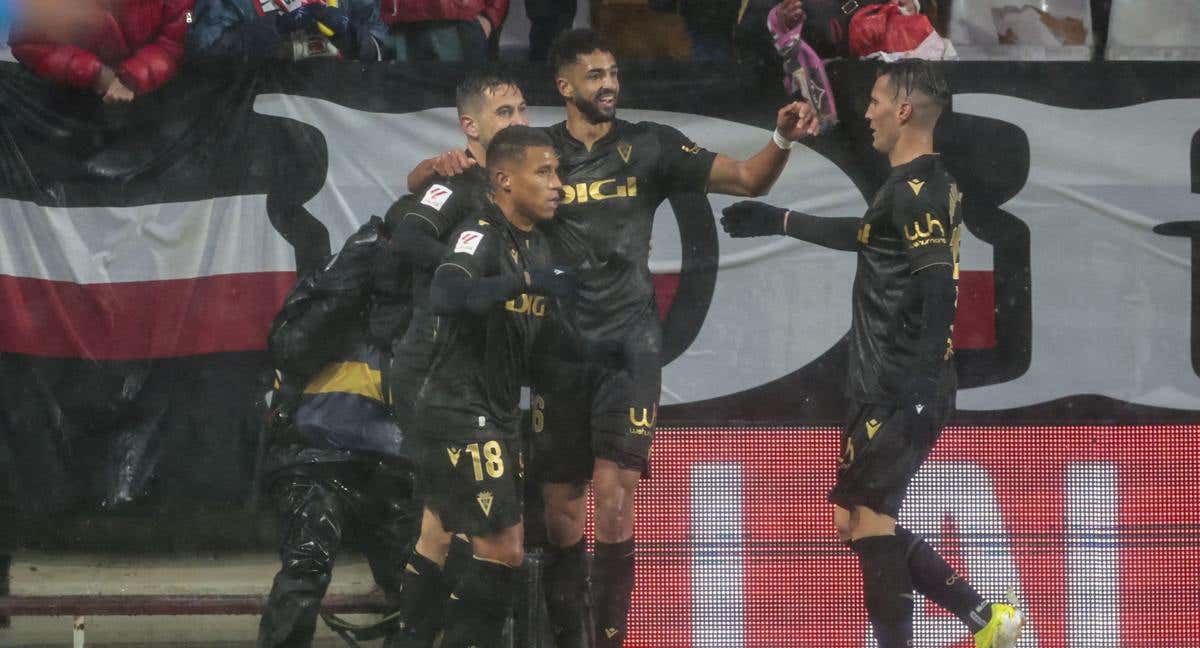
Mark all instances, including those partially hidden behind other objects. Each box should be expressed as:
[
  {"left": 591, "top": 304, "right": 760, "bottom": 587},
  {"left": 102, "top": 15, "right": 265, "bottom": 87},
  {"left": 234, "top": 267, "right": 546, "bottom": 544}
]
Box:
[{"left": 4, "top": 0, "right": 1193, "bottom": 102}]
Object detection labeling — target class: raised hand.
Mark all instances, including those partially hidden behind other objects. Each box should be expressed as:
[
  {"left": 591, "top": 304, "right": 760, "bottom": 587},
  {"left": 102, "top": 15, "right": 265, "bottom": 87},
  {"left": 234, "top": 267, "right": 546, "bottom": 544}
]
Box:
[
  {"left": 776, "top": 100, "right": 821, "bottom": 141},
  {"left": 431, "top": 149, "right": 478, "bottom": 178}
]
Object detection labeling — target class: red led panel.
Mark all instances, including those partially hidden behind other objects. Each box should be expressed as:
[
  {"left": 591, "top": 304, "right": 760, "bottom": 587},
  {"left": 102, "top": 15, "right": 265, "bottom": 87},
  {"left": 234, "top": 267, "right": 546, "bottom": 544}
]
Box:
[{"left": 596, "top": 425, "right": 1200, "bottom": 647}]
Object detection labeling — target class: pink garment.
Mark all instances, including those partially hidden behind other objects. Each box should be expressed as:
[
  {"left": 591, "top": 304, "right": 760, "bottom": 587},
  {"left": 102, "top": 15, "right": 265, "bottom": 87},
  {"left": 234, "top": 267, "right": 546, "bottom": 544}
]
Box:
[{"left": 767, "top": 3, "right": 839, "bottom": 131}]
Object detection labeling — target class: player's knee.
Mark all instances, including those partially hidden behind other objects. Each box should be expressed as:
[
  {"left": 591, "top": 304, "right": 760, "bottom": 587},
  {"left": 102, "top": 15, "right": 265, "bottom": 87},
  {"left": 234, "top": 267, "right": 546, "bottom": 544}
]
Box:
[
  {"left": 415, "top": 529, "right": 452, "bottom": 566},
  {"left": 850, "top": 507, "right": 896, "bottom": 540},
  {"left": 593, "top": 481, "right": 634, "bottom": 533},
  {"left": 544, "top": 506, "right": 585, "bottom": 546},
  {"left": 832, "top": 507, "right": 855, "bottom": 542},
  {"left": 543, "top": 482, "right": 588, "bottom": 545},
  {"left": 414, "top": 510, "right": 454, "bottom": 564},
  {"left": 473, "top": 527, "right": 525, "bottom": 568}
]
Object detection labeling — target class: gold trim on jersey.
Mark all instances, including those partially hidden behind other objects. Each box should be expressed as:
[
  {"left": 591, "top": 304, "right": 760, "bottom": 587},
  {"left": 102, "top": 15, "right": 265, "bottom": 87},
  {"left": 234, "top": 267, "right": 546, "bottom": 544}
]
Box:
[{"left": 617, "top": 142, "right": 633, "bottom": 164}]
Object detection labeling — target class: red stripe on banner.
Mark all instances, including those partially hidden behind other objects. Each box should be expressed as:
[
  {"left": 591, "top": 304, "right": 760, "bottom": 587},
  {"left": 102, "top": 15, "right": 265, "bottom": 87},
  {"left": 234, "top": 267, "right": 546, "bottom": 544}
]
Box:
[
  {"left": 0, "top": 272, "right": 296, "bottom": 360},
  {"left": 954, "top": 270, "right": 997, "bottom": 350},
  {"left": 653, "top": 273, "right": 681, "bottom": 321}
]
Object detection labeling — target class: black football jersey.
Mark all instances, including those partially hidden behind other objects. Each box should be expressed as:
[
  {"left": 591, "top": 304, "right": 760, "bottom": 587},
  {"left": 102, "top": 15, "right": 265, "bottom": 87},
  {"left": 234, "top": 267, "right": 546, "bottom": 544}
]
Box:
[
  {"left": 415, "top": 206, "right": 553, "bottom": 438},
  {"left": 541, "top": 119, "right": 716, "bottom": 341},
  {"left": 387, "top": 158, "right": 491, "bottom": 404},
  {"left": 388, "top": 154, "right": 491, "bottom": 311},
  {"left": 847, "top": 154, "right": 961, "bottom": 403}
]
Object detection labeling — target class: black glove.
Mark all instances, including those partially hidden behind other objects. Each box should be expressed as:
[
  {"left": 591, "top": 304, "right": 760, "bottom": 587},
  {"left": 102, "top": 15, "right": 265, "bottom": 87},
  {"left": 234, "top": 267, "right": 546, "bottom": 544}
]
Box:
[
  {"left": 720, "top": 201, "right": 788, "bottom": 238},
  {"left": 526, "top": 266, "right": 578, "bottom": 299}
]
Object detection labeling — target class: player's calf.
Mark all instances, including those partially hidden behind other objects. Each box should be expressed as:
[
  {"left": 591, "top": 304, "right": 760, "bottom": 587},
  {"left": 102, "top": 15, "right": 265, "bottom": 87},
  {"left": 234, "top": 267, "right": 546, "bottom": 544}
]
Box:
[
  {"left": 592, "top": 459, "right": 639, "bottom": 542},
  {"left": 833, "top": 505, "right": 855, "bottom": 544},
  {"left": 542, "top": 480, "right": 588, "bottom": 547},
  {"left": 440, "top": 525, "right": 524, "bottom": 648},
  {"left": 394, "top": 508, "right": 456, "bottom": 647},
  {"left": 541, "top": 481, "right": 593, "bottom": 648},
  {"left": 591, "top": 460, "right": 641, "bottom": 647},
  {"left": 851, "top": 533, "right": 915, "bottom": 648}
]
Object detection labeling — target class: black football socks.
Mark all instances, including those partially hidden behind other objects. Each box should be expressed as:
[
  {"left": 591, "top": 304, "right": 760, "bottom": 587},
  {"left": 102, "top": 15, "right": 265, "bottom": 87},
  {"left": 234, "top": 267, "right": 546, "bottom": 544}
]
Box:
[
  {"left": 543, "top": 539, "right": 592, "bottom": 648},
  {"left": 593, "top": 539, "right": 635, "bottom": 648},
  {"left": 853, "top": 535, "right": 915, "bottom": 648},
  {"left": 895, "top": 526, "right": 992, "bottom": 633},
  {"left": 439, "top": 556, "right": 516, "bottom": 648}
]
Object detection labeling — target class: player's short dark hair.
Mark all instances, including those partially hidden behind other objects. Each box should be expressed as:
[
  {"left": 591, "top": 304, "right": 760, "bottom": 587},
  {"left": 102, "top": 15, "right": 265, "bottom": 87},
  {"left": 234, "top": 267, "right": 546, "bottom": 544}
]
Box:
[
  {"left": 549, "top": 28, "right": 613, "bottom": 74},
  {"left": 878, "top": 59, "right": 950, "bottom": 112},
  {"left": 486, "top": 125, "right": 555, "bottom": 170},
  {"left": 456, "top": 68, "right": 524, "bottom": 117}
]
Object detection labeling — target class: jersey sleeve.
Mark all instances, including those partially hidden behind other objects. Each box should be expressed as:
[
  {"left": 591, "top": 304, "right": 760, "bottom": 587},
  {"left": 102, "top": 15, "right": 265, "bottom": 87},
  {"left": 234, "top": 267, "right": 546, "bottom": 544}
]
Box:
[
  {"left": 652, "top": 123, "right": 718, "bottom": 194},
  {"left": 891, "top": 176, "right": 954, "bottom": 273},
  {"left": 438, "top": 222, "right": 498, "bottom": 279},
  {"left": 390, "top": 177, "right": 471, "bottom": 239}
]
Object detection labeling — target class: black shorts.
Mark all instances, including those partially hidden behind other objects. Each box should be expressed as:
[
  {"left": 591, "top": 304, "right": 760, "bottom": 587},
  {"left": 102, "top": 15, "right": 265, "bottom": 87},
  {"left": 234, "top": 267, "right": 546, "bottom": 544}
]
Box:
[
  {"left": 413, "top": 431, "right": 524, "bottom": 536},
  {"left": 827, "top": 395, "right": 954, "bottom": 518},
  {"left": 531, "top": 317, "right": 661, "bottom": 484}
]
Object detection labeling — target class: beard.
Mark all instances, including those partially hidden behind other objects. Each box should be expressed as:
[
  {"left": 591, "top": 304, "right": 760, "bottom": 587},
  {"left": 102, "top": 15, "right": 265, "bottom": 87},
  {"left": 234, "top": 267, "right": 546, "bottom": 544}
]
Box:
[{"left": 572, "top": 89, "right": 617, "bottom": 124}]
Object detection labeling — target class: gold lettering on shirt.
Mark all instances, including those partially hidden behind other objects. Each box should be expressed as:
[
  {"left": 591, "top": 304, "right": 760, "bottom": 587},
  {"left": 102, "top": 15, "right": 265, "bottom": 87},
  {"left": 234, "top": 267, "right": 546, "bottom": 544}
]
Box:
[
  {"left": 560, "top": 177, "right": 638, "bottom": 205},
  {"left": 905, "top": 213, "right": 946, "bottom": 242}
]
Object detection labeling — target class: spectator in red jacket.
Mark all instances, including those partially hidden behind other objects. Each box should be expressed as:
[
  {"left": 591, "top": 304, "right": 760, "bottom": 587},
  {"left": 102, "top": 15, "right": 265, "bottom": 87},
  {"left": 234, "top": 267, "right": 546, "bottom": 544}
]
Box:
[
  {"left": 10, "top": 0, "right": 193, "bottom": 103},
  {"left": 381, "top": 0, "right": 508, "bottom": 63}
]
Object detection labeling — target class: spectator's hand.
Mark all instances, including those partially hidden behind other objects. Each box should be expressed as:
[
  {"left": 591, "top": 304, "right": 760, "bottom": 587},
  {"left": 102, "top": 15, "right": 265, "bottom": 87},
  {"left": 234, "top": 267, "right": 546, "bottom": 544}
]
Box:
[
  {"left": 775, "top": 101, "right": 821, "bottom": 141},
  {"left": 895, "top": 0, "right": 919, "bottom": 15},
  {"left": 431, "top": 150, "right": 478, "bottom": 178},
  {"left": 779, "top": 0, "right": 805, "bottom": 30},
  {"left": 720, "top": 201, "right": 788, "bottom": 238},
  {"left": 92, "top": 65, "right": 117, "bottom": 96},
  {"left": 476, "top": 14, "right": 493, "bottom": 39},
  {"left": 102, "top": 78, "right": 135, "bottom": 104}
]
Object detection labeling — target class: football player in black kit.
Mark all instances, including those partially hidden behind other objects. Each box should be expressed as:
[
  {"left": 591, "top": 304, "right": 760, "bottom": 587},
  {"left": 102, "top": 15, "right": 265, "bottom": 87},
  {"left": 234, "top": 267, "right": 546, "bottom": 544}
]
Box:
[
  {"left": 383, "top": 69, "right": 529, "bottom": 648},
  {"left": 720, "top": 59, "right": 1025, "bottom": 648},
  {"left": 409, "top": 28, "right": 820, "bottom": 648},
  {"left": 532, "top": 30, "right": 820, "bottom": 648},
  {"left": 414, "top": 124, "right": 576, "bottom": 648}
]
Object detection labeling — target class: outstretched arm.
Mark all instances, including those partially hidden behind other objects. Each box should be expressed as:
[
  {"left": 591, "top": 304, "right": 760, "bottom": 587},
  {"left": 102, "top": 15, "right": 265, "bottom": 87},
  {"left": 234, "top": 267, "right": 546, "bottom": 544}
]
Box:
[
  {"left": 430, "top": 264, "right": 525, "bottom": 316},
  {"left": 706, "top": 101, "right": 821, "bottom": 197},
  {"left": 720, "top": 201, "right": 860, "bottom": 251},
  {"left": 430, "top": 263, "right": 577, "bottom": 316}
]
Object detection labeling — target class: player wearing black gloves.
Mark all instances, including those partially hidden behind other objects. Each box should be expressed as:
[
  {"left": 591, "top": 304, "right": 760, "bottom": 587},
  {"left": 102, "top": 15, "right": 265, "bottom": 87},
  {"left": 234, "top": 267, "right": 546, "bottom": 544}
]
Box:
[
  {"left": 415, "top": 125, "right": 571, "bottom": 648},
  {"left": 407, "top": 29, "right": 820, "bottom": 647},
  {"left": 720, "top": 60, "right": 1024, "bottom": 648},
  {"left": 383, "top": 70, "right": 529, "bottom": 648}
]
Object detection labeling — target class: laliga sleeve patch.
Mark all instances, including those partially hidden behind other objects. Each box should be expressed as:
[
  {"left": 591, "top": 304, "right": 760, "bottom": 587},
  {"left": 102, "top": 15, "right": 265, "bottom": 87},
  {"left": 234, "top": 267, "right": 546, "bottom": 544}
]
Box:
[
  {"left": 421, "top": 184, "right": 454, "bottom": 211},
  {"left": 454, "top": 231, "right": 484, "bottom": 255}
]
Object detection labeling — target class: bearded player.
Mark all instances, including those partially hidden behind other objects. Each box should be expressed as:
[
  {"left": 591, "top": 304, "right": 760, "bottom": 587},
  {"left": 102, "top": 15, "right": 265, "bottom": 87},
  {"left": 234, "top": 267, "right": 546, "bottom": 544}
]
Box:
[
  {"left": 412, "top": 28, "right": 819, "bottom": 647},
  {"left": 720, "top": 59, "right": 1025, "bottom": 648}
]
